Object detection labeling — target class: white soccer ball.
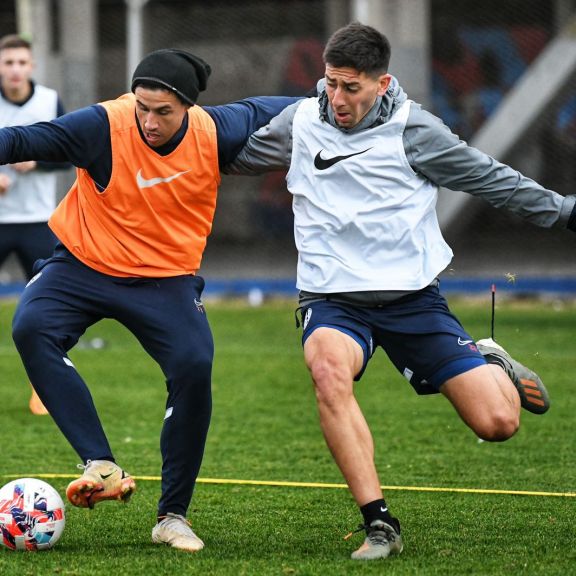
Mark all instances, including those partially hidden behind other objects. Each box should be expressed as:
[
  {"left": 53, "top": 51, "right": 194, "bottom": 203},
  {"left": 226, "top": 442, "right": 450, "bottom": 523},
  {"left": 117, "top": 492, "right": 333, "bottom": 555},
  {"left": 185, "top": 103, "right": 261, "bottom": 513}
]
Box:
[{"left": 0, "top": 478, "right": 65, "bottom": 551}]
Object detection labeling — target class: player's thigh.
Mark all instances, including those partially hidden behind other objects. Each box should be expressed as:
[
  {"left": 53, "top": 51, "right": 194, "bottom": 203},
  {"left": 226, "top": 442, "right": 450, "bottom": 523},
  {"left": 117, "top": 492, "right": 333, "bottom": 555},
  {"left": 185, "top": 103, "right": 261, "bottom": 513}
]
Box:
[
  {"left": 441, "top": 363, "right": 505, "bottom": 412},
  {"left": 118, "top": 275, "right": 214, "bottom": 372},
  {"left": 441, "top": 363, "right": 520, "bottom": 439},
  {"left": 299, "top": 300, "right": 371, "bottom": 381},
  {"left": 12, "top": 257, "right": 103, "bottom": 349},
  {"left": 381, "top": 329, "right": 485, "bottom": 395}
]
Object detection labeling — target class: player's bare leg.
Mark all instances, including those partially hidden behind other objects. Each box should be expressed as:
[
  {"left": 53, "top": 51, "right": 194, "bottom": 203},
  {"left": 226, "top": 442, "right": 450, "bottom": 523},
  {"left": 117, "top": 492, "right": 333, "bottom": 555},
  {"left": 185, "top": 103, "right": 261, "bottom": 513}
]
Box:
[
  {"left": 304, "top": 328, "right": 402, "bottom": 560},
  {"left": 476, "top": 338, "right": 549, "bottom": 414},
  {"left": 29, "top": 383, "right": 48, "bottom": 415},
  {"left": 304, "top": 327, "right": 380, "bottom": 504},
  {"left": 442, "top": 363, "right": 520, "bottom": 441}
]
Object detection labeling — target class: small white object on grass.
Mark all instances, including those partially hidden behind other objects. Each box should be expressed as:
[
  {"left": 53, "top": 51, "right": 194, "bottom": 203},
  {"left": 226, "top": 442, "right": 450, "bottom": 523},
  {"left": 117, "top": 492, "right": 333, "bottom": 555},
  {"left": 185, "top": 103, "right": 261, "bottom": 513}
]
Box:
[{"left": 248, "top": 287, "right": 264, "bottom": 307}]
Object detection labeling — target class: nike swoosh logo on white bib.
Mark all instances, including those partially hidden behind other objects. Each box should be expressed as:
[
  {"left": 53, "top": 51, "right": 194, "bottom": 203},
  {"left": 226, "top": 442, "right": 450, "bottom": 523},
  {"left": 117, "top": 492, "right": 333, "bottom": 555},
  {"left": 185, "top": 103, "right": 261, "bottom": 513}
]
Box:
[{"left": 136, "top": 168, "right": 191, "bottom": 189}]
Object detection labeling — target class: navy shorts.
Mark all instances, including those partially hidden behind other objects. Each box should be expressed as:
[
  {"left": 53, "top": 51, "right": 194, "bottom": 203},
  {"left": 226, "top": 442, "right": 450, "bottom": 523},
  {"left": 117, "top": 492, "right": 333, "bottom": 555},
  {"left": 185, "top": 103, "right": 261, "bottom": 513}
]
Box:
[{"left": 298, "top": 285, "right": 486, "bottom": 395}]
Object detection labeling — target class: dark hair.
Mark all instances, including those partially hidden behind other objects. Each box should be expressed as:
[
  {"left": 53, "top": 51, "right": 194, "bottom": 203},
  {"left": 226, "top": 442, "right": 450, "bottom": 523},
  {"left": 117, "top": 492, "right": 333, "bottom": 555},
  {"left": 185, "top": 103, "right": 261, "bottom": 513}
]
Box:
[
  {"left": 323, "top": 22, "right": 391, "bottom": 76},
  {"left": 0, "top": 34, "right": 32, "bottom": 52}
]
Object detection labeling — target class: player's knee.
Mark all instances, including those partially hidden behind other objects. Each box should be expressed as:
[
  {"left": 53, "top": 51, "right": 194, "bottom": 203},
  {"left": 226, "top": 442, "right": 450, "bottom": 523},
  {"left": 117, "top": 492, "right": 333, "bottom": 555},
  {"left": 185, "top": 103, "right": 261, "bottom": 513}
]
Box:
[
  {"left": 167, "top": 350, "right": 213, "bottom": 388},
  {"left": 309, "top": 357, "right": 353, "bottom": 407},
  {"left": 12, "top": 303, "right": 43, "bottom": 351},
  {"left": 474, "top": 410, "right": 519, "bottom": 442}
]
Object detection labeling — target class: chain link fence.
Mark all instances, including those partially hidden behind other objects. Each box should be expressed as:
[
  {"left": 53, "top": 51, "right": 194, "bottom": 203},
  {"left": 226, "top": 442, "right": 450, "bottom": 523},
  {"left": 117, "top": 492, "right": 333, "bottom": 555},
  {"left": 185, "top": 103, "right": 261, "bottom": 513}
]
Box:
[
  {"left": 1, "top": 0, "right": 575, "bottom": 287},
  {"left": 432, "top": 0, "right": 574, "bottom": 279}
]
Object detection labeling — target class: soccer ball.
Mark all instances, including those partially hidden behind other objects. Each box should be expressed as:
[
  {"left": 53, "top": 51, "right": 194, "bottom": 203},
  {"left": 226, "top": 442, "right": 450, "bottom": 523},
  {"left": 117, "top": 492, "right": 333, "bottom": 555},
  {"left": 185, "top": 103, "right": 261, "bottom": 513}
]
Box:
[{"left": 0, "top": 478, "right": 65, "bottom": 551}]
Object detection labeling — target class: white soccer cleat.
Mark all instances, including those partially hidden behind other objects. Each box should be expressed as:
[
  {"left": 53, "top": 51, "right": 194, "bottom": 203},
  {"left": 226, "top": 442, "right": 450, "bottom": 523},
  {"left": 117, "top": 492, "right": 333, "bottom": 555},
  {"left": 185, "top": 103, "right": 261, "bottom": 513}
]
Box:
[
  {"left": 350, "top": 519, "right": 403, "bottom": 560},
  {"left": 152, "top": 513, "right": 205, "bottom": 552},
  {"left": 66, "top": 459, "right": 136, "bottom": 509}
]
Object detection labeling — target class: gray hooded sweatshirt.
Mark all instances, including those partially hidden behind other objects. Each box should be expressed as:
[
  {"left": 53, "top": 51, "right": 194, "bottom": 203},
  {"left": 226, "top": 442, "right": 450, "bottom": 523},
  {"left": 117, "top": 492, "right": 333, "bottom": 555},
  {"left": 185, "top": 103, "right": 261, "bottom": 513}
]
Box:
[{"left": 225, "top": 77, "right": 575, "bottom": 297}]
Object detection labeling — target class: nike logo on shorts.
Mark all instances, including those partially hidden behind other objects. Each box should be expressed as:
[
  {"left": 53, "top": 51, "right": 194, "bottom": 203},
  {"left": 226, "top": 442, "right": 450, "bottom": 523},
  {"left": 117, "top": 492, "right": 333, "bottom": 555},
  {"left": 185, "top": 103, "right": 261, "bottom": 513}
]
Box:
[
  {"left": 313, "top": 147, "right": 372, "bottom": 170},
  {"left": 458, "top": 337, "right": 474, "bottom": 346}
]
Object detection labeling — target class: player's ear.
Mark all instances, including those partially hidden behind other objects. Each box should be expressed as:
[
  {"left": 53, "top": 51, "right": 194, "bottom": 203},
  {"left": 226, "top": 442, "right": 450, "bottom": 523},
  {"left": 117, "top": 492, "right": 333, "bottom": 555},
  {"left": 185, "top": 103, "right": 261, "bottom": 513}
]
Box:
[{"left": 377, "top": 74, "right": 391, "bottom": 96}]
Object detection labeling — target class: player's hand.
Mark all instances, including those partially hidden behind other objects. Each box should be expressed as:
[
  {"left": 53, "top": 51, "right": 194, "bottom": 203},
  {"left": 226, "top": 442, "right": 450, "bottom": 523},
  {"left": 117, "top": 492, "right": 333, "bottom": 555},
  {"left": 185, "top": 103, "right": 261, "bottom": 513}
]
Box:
[
  {"left": 0, "top": 173, "right": 11, "bottom": 195},
  {"left": 12, "top": 160, "right": 37, "bottom": 173}
]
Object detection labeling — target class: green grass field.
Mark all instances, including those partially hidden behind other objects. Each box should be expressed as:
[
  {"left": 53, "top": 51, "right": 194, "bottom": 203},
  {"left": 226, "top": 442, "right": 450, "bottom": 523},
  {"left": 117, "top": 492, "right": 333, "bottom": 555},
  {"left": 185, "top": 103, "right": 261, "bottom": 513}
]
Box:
[{"left": 0, "top": 296, "right": 575, "bottom": 575}]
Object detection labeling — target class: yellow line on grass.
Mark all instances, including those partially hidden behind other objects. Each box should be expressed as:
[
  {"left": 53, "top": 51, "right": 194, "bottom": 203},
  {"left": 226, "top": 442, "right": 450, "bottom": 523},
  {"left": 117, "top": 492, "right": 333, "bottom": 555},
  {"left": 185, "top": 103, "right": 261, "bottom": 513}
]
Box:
[{"left": 2, "top": 473, "right": 575, "bottom": 498}]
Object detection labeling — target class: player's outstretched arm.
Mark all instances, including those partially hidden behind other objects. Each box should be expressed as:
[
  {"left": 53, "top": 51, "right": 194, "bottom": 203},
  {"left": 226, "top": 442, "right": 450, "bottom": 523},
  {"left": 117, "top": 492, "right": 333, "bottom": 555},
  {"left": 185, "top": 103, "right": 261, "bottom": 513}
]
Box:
[
  {"left": 404, "top": 104, "right": 576, "bottom": 231},
  {"left": 222, "top": 100, "right": 302, "bottom": 175},
  {"left": 205, "top": 96, "right": 300, "bottom": 168},
  {"left": 0, "top": 105, "right": 109, "bottom": 170}
]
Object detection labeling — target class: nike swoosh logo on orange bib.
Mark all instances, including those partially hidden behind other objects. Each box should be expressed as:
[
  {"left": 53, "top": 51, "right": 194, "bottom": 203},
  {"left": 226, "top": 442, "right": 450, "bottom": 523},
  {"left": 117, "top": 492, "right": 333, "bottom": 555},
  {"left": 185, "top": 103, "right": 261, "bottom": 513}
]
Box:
[
  {"left": 136, "top": 168, "right": 191, "bottom": 189},
  {"left": 49, "top": 94, "right": 220, "bottom": 277},
  {"left": 313, "top": 147, "right": 372, "bottom": 170}
]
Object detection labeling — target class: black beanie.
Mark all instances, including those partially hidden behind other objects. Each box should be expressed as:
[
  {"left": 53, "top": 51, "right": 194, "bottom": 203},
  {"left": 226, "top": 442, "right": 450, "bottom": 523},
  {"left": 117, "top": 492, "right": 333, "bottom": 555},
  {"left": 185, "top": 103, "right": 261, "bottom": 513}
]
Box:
[{"left": 131, "top": 48, "right": 211, "bottom": 105}]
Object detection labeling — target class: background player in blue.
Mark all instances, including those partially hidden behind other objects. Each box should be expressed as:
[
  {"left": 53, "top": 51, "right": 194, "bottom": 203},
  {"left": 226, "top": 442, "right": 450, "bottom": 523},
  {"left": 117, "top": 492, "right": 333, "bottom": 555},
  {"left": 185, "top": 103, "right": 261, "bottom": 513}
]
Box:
[
  {"left": 226, "top": 22, "right": 576, "bottom": 560},
  {"left": 0, "top": 34, "right": 69, "bottom": 416},
  {"left": 0, "top": 48, "right": 298, "bottom": 552}
]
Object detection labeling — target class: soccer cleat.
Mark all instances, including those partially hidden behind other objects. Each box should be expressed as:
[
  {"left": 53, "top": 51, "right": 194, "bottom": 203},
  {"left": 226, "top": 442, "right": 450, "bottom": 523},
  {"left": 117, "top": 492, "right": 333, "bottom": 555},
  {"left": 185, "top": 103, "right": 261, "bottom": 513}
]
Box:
[
  {"left": 152, "top": 513, "right": 204, "bottom": 552},
  {"left": 476, "top": 338, "right": 549, "bottom": 414},
  {"left": 66, "top": 459, "right": 136, "bottom": 509},
  {"left": 350, "top": 518, "right": 403, "bottom": 560},
  {"left": 29, "top": 386, "right": 49, "bottom": 415}
]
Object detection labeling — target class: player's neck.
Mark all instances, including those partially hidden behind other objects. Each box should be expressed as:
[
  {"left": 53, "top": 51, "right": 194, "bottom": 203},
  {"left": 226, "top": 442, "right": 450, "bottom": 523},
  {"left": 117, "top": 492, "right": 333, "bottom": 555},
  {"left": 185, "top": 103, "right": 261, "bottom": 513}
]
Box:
[{"left": 2, "top": 80, "right": 32, "bottom": 104}]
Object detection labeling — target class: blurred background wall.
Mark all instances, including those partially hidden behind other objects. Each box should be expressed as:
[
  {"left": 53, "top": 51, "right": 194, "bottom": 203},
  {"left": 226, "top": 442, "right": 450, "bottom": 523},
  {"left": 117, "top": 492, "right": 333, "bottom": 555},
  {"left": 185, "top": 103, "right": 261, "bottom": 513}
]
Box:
[{"left": 1, "top": 0, "right": 576, "bottom": 294}]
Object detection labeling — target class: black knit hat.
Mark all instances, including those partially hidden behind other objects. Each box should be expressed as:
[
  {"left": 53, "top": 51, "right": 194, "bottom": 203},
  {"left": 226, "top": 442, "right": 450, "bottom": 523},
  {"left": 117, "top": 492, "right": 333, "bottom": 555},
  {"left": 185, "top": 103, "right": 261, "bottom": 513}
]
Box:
[{"left": 131, "top": 48, "right": 211, "bottom": 105}]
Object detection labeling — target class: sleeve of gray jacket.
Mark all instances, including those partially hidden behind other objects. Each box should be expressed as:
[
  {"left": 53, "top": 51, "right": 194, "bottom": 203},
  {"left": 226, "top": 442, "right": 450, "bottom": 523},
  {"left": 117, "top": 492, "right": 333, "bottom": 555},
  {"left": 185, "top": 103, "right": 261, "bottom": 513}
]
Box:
[
  {"left": 403, "top": 102, "right": 576, "bottom": 230},
  {"left": 223, "top": 101, "right": 300, "bottom": 175}
]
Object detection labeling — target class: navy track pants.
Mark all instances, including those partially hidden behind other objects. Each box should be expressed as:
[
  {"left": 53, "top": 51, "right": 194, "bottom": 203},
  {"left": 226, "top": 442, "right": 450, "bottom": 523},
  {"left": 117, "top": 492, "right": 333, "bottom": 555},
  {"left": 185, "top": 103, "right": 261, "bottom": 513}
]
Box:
[{"left": 12, "top": 249, "right": 213, "bottom": 517}]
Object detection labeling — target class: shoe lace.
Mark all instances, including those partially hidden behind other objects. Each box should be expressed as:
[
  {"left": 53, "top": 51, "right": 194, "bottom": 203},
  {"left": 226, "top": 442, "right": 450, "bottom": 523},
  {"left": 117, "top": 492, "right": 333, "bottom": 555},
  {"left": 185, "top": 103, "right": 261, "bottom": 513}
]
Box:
[
  {"left": 343, "top": 521, "right": 398, "bottom": 544},
  {"left": 366, "top": 526, "right": 395, "bottom": 547},
  {"left": 158, "top": 513, "right": 194, "bottom": 536},
  {"left": 343, "top": 524, "right": 367, "bottom": 541}
]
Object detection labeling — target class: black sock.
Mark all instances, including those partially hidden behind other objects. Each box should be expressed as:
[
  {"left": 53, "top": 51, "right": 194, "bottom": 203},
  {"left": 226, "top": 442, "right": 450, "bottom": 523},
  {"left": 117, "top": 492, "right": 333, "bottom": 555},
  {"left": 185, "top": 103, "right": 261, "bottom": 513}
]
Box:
[{"left": 360, "top": 499, "right": 394, "bottom": 526}]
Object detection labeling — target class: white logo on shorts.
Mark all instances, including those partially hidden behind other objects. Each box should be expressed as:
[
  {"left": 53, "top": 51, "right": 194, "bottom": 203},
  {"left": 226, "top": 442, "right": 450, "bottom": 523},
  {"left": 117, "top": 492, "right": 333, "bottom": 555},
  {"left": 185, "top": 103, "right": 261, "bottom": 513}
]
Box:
[
  {"left": 26, "top": 271, "right": 42, "bottom": 287},
  {"left": 458, "top": 337, "right": 473, "bottom": 346},
  {"left": 303, "top": 308, "right": 312, "bottom": 330},
  {"left": 403, "top": 367, "right": 414, "bottom": 382}
]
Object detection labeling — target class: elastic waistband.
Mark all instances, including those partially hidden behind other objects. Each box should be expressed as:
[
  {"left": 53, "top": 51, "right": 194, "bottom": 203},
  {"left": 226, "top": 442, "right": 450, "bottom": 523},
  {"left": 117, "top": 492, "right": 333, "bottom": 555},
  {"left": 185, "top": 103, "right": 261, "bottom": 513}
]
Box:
[{"left": 298, "top": 279, "right": 440, "bottom": 308}]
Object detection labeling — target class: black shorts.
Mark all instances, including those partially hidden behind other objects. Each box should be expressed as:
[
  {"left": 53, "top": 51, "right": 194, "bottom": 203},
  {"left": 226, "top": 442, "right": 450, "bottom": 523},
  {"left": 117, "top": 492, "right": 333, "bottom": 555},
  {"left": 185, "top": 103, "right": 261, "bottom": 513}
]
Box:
[{"left": 298, "top": 285, "right": 486, "bottom": 395}]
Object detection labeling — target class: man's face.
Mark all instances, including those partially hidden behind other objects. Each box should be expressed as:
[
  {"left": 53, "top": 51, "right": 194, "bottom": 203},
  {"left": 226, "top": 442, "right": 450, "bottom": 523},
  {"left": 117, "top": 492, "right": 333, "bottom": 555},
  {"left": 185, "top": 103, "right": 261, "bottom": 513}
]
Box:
[
  {"left": 134, "top": 86, "right": 190, "bottom": 148},
  {"left": 324, "top": 64, "right": 391, "bottom": 129},
  {"left": 0, "top": 47, "right": 34, "bottom": 93}
]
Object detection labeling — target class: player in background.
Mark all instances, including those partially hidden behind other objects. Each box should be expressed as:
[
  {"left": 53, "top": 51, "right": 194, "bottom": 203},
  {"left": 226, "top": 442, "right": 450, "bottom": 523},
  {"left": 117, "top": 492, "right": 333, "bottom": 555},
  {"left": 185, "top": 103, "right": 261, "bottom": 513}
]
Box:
[
  {"left": 0, "top": 34, "right": 70, "bottom": 416},
  {"left": 226, "top": 22, "right": 576, "bottom": 560},
  {"left": 0, "top": 48, "right": 299, "bottom": 552}
]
